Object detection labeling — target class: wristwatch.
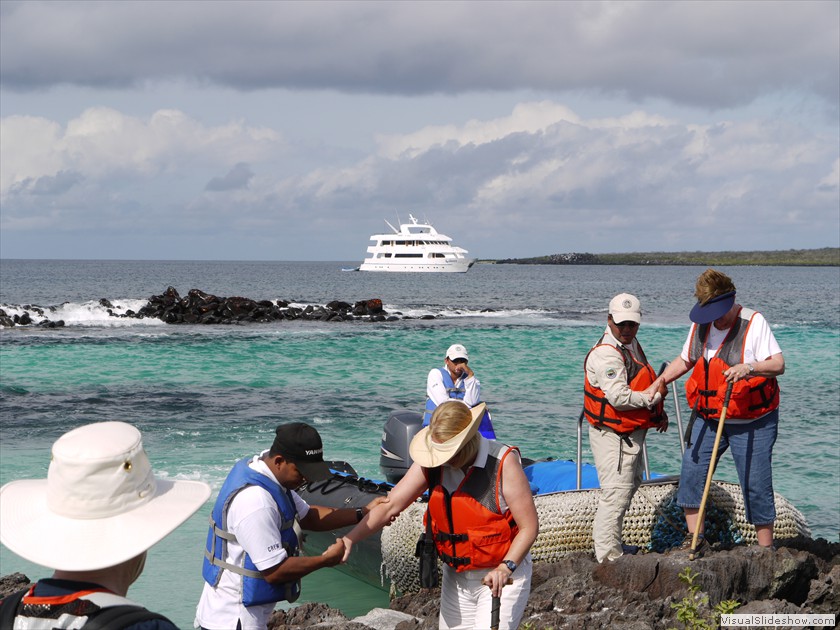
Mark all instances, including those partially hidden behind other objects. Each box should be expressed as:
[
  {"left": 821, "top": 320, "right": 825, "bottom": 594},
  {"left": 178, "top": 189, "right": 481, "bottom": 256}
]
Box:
[
  {"left": 355, "top": 507, "right": 364, "bottom": 523},
  {"left": 748, "top": 363, "right": 755, "bottom": 374},
  {"left": 502, "top": 559, "right": 517, "bottom": 573}
]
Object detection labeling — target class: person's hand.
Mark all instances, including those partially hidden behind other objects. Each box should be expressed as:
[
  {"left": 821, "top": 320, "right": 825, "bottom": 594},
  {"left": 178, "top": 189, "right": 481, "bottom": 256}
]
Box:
[
  {"left": 364, "top": 495, "right": 389, "bottom": 514},
  {"left": 641, "top": 379, "right": 663, "bottom": 399},
  {"left": 481, "top": 565, "right": 512, "bottom": 597},
  {"left": 657, "top": 379, "right": 668, "bottom": 399},
  {"left": 322, "top": 537, "right": 345, "bottom": 567},
  {"left": 340, "top": 536, "right": 353, "bottom": 563},
  {"left": 723, "top": 363, "right": 752, "bottom": 383},
  {"left": 656, "top": 415, "right": 669, "bottom": 433},
  {"left": 461, "top": 363, "right": 474, "bottom": 379}
]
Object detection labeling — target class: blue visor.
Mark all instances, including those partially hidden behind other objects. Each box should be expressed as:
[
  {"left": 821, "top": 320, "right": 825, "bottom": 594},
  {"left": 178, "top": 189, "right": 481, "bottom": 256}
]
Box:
[{"left": 689, "top": 290, "right": 736, "bottom": 324}]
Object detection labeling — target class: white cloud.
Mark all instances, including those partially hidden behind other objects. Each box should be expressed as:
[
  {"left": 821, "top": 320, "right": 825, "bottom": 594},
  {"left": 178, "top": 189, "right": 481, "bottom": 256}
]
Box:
[
  {"left": 2, "top": 98, "right": 836, "bottom": 258},
  {"left": 0, "top": 1, "right": 836, "bottom": 259},
  {"left": 1, "top": 107, "right": 282, "bottom": 197}
]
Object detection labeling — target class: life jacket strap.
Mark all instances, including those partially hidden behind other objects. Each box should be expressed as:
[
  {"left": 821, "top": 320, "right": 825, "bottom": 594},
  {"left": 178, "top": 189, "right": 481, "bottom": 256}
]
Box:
[
  {"left": 438, "top": 552, "right": 470, "bottom": 568},
  {"left": 203, "top": 548, "right": 264, "bottom": 579},
  {"left": 435, "top": 531, "right": 469, "bottom": 543},
  {"left": 209, "top": 516, "right": 239, "bottom": 542}
]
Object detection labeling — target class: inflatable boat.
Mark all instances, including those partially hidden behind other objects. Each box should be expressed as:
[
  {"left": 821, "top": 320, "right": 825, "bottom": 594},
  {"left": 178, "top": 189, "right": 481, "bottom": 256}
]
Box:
[{"left": 298, "top": 410, "right": 811, "bottom": 595}]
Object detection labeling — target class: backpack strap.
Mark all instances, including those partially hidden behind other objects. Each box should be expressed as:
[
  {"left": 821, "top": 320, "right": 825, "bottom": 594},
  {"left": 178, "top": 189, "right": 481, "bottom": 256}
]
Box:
[
  {"left": 0, "top": 588, "right": 28, "bottom": 629},
  {"left": 82, "top": 604, "right": 173, "bottom": 630}
]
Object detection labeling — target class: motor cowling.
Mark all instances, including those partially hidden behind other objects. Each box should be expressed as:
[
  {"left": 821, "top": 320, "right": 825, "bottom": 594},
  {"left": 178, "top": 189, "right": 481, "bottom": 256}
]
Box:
[{"left": 379, "top": 410, "right": 423, "bottom": 484}]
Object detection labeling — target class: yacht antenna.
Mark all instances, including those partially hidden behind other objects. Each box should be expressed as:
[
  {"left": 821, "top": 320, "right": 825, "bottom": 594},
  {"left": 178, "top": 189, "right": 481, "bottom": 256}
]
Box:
[{"left": 384, "top": 218, "right": 398, "bottom": 234}]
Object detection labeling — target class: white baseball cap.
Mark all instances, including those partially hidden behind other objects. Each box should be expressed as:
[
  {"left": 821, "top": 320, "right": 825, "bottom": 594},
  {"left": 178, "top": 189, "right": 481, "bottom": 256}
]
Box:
[
  {"left": 609, "top": 293, "right": 642, "bottom": 324},
  {"left": 446, "top": 344, "right": 469, "bottom": 361},
  {"left": 0, "top": 421, "right": 211, "bottom": 572}
]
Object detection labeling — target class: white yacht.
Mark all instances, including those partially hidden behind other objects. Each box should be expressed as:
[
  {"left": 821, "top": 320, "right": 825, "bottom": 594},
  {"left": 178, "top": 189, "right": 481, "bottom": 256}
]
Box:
[{"left": 359, "top": 215, "right": 475, "bottom": 273}]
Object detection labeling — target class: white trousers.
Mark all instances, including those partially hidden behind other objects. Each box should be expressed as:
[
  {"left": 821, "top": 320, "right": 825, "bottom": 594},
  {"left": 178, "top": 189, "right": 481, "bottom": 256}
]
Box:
[
  {"left": 589, "top": 425, "right": 647, "bottom": 563},
  {"left": 438, "top": 555, "right": 532, "bottom": 630}
]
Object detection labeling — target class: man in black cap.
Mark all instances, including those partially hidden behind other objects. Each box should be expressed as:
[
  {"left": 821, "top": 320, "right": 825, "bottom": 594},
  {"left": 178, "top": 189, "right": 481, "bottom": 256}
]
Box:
[
  {"left": 646, "top": 268, "right": 784, "bottom": 554},
  {"left": 196, "top": 423, "right": 386, "bottom": 630}
]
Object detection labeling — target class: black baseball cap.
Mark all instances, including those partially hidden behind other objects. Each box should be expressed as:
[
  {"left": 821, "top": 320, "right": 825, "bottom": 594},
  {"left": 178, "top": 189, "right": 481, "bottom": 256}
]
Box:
[{"left": 272, "top": 423, "right": 331, "bottom": 481}]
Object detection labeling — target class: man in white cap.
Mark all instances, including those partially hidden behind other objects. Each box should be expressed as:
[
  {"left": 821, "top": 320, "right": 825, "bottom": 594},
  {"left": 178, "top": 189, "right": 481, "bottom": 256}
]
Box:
[
  {"left": 195, "top": 422, "right": 387, "bottom": 630},
  {"left": 424, "top": 343, "right": 495, "bottom": 438},
  {"left": 583, "top": 294, "right": 668, "bottom": 562},
  {"left": 0, "top": 421, "right": 211, "bottom": 629}
]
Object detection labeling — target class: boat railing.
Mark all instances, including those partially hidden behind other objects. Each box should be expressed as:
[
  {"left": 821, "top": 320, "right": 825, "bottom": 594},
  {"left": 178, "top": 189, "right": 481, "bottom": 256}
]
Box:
[{"left": 575, "top": 361, "right": 685, "bottom": 490}]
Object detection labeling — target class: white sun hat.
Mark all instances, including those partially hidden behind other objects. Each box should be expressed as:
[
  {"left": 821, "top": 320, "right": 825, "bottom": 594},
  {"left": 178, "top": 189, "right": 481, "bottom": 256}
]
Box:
[
  {"left": 409, "top": 402, "right": 486, "bottom": 468},
  {"left": 0, "top": 421, "right": 211, "bottom": 572}
]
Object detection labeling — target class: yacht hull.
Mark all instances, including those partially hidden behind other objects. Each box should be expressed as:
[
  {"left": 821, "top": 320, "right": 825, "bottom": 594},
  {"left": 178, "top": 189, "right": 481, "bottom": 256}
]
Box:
[{"left": 359, "top": 259, "right": 474, "bottom": 273}]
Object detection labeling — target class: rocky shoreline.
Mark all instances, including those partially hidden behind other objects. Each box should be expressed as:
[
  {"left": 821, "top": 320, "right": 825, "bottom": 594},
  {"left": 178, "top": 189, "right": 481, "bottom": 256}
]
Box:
[
  {"left": 0, "top": 286, "right": 439, "bottom": 328},
  {"left": 3, "top": 537, "right": 836, "bottom": 629}
]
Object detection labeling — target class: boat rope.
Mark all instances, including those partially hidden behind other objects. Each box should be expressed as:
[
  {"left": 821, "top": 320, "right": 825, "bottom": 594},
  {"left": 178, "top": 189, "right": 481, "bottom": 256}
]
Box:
[{"left": 379, "top": 479, "right": 811, "bottom": 595}]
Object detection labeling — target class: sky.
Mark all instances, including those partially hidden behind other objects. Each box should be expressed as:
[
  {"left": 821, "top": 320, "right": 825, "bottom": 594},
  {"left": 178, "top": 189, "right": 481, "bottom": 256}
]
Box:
[{"left": 1, "top": 0, "right": 838, "bottom": 261}]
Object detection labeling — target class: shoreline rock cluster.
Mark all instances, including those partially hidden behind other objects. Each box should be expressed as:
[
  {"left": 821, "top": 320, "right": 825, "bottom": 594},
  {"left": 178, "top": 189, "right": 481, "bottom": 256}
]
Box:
[
  {"left": 3, "top": 537, "right": 836, "bottom": 629},
  {"left": 1, "top": 287, "right": 441, "bottom": 328},
  {"left": 131, "top": 287, "right": 405, "bottom": 324}
]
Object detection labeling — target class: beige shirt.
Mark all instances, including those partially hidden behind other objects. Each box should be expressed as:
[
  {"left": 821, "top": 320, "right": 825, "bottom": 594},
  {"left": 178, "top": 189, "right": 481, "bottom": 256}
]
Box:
[{"left": 585, "top": 326, "right": 661, "bottom": 411}]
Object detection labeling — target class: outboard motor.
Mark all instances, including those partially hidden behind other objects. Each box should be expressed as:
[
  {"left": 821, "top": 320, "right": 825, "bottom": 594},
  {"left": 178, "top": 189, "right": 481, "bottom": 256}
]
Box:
[{"left": 380, "top": 410, "right": 423, "bottom": 484}]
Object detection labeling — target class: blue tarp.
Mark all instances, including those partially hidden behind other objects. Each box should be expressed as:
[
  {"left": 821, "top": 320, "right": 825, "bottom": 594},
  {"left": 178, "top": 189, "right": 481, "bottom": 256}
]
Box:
[{"left": 524, "top": 459, "right": 601, "bottom": 494}]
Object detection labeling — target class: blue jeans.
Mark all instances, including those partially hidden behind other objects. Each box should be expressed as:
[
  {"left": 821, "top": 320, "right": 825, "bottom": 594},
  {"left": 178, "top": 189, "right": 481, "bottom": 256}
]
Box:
[{"left": 677, "top": 409, "right": 778, "bottom": 525}]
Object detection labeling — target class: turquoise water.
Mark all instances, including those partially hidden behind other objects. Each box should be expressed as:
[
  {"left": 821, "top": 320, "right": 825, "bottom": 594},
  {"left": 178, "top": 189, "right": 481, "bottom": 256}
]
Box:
[{"left": 1, "top": 261, "right": 838, "bottom": 627}]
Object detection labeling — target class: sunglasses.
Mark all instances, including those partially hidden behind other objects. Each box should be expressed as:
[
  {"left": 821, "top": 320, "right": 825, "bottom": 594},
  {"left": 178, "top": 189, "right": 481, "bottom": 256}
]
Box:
[{"left": 611, "top": 318, "right": 639, "bottom": 329}]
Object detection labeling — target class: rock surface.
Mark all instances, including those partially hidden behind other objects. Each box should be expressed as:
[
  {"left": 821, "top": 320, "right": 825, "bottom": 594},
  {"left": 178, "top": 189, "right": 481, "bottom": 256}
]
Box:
[
  {"left": 1, "top": 288, "right": 414, "bottom": 327},
  {"left": 3, "top": 538, "right": 836, "bottom": 629}
]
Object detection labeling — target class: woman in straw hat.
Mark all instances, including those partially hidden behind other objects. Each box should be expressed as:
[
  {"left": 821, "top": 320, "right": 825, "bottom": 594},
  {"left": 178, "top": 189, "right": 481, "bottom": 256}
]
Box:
[
  {"left": 342, "top": 400, "right": 538, "bottom": 630},
  {"left": 0, "top": 421, "right": 211, "bottom": 629}
]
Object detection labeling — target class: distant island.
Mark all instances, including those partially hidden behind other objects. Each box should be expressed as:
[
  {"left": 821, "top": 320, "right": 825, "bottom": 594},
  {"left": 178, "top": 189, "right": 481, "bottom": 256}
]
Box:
[{"left": 488, "top": 247, "right": 839, "bottom": 266}]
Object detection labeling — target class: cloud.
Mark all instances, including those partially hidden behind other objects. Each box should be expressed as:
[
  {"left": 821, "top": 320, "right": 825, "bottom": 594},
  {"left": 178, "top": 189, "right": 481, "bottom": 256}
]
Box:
[
  {"left": 1, "top": 1, "right": 837, "bottom": 112},
  {"left": 10, "top": 170, "right": 83, "bottom": 196},
  {"left": 205, "top": 163, "right": 255, "bottom": 192},
  {"left": 8, "top": 98, "right": 833, "bottom": 259},
  {"left": 0, "top": 107, "right": 282, "bottom": 198}
]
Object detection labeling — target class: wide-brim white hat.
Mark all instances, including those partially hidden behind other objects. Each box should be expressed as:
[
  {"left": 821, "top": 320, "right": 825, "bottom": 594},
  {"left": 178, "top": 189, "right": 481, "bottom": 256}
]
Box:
[
  {"left": 409, "top": 402, "right": 486, "bottom": 468},
  {"left": 0, "top": 421, "right": 211, "bottom": 572}
]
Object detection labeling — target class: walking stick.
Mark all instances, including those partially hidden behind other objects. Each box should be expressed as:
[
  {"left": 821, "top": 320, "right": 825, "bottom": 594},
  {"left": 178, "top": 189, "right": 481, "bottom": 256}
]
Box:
[
  {"left": 490, "top": 578, "right": 513, "bottom": 630},
  {"left": 490, "top": 595, "right": 501, "bottom": 630},
  {"left": 689, "top": 381, "right": 734, "bottom": 561}
]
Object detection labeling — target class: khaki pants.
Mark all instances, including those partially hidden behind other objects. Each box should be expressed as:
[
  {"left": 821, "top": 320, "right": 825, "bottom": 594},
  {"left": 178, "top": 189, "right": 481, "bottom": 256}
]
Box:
[{"left": 589, "top": 425, "right": 647, "bottom": 562}]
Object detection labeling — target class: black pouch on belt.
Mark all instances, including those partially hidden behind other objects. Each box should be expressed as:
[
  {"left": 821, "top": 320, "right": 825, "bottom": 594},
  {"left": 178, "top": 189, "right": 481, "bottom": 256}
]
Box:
[
  {"left": 415, "top": 466, "right": 440, "bottom": 588},
  {"left": 415, "top": 526, "right": 439, "bottom": 589}
]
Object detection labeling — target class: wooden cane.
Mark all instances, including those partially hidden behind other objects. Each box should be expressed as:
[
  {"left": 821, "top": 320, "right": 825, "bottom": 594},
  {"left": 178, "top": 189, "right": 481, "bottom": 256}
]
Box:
[{"left": 689, "top": 381, "right": 734, "bottom": 561}]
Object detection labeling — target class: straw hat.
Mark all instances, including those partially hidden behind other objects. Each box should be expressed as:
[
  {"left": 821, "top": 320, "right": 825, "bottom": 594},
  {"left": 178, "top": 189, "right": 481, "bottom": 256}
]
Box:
[
  {"left": 409, "top": 402, "right": 486, "bottom": 467},
  {"left": 0, "top": 421, "right": 211, "bottom": 572}
]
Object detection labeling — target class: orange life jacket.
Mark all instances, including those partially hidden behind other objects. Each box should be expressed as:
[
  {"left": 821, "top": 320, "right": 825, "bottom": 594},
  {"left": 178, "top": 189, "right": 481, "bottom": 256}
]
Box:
[
  {"left": 685, "top": 307, "right": 780, "bottom": 420},
  {"left": 583, "top": 335, "right": 666, "bottom": 434},
  {"left": 425, "top": 441, "right": 518, "bottom": 572}
]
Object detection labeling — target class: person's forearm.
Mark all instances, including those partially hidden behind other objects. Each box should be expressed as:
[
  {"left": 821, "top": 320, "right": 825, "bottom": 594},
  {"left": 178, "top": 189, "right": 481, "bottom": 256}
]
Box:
[
  {"left": 462, "top": 377, "right": 481, "bottom": 407},
  {"left": 304, "top": 505, "right": 362, "bottom": 531},
  {"left": 751, "top": 354, "right": 784, "bottom": 377},
  {"left": 657, "top": 357, "right": 693, "bottom": 387},
  {"left": 501, "top": 526, "right": 537, "bottom": 566},
  {"left": 345, "top": 501, "right": 401, "bottom": 543},
  {"left": 263, "top": 553, "right": 337, "bottom": 583}
]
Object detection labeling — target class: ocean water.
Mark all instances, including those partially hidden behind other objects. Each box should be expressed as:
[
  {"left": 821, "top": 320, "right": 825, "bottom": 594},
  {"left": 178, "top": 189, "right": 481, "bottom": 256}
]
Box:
[{"left": 1, "top": 260, "right": 838, "bottom": 628}]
